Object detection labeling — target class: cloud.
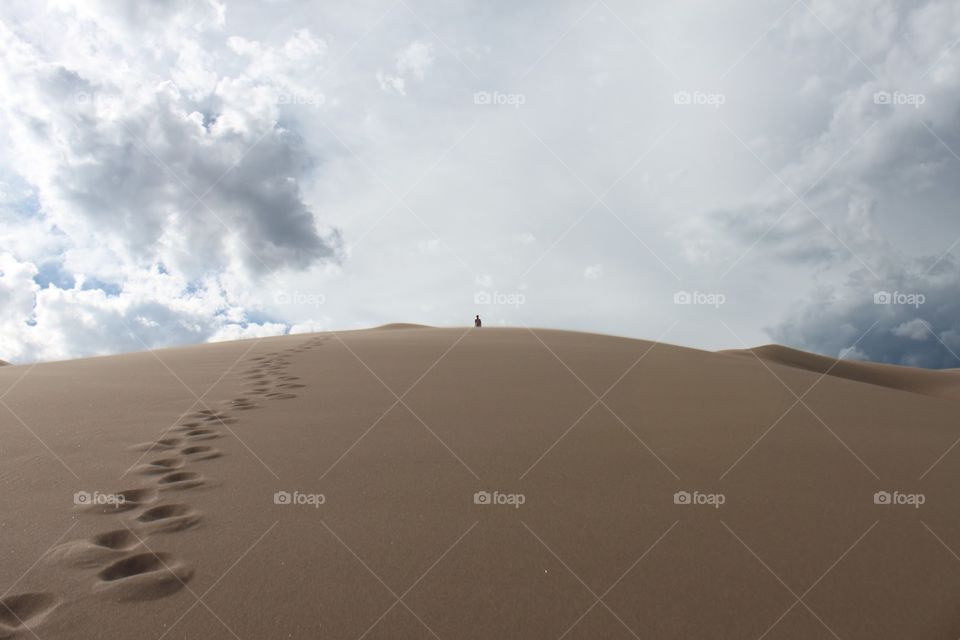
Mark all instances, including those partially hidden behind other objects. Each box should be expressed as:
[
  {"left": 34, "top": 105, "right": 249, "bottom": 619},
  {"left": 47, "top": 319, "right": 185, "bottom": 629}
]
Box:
[
  {"left": 892, "top": 318, "right": 931, "bottom": 340},
  {"left": 662, "top": 0, "right": 960, "bottom": 367},
  {"left": 0, "top": 3, "right": 342, "bottom": 361},
  {"left": 3, "top": 0, "right": 960, "bottom": 369},
  {"left": 1, "top": 27, "right": 342, "bottom": 278},
  {"left": 0, "top": 251, "right": 291, "bottom": 362},
  {"left": 768, "top": 257, "right": 960, "bottom": 369},
  {"left": 584, "top": 264, "right": 603, "bottom": 279},
  {"left": 676, "top": 1, "right": 960, "bottom": 272},
  {"left": 396, "top": 41, "right": 435, "bottom": 81},
  {"left": 377, "top": 40, "right": 435, "bottom": 95}
]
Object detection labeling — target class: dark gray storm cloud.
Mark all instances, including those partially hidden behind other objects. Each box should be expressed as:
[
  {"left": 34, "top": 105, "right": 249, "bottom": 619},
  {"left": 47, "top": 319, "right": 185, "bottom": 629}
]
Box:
[
  {"left": 770, "top": 257, "right": 960, "bottom": 368},
  {"left": 38, "top": 76, "right": 342, "bottom": 276}
]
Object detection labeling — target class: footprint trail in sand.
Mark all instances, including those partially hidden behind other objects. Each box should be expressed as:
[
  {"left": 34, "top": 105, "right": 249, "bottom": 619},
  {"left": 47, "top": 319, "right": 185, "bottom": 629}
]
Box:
[{"left": 4, "top": 335, "right": 329, "bottom": 636}]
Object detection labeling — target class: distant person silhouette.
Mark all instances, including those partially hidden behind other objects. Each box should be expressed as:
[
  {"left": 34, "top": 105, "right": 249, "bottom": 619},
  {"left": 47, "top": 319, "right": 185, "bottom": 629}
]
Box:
[{"left": 474, "top": 315, "right": 482, "bottom": 327}]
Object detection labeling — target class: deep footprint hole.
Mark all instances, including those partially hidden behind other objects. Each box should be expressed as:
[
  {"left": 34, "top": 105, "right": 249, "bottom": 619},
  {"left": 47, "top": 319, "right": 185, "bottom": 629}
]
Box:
[
  {"left": 149, "top": 458, "right": 181, "bottom": 469},
  {"left": 92, "top": 529, "right": 138, "bottom": 550},
  {"left": 137, "top": 504, "right": 191, "bottom": 522},
  {"left": 181, "top": 446, "right": 211, "bottom": 455},
  {"left": 98, "top": 553, "right": 170, "bottom": 581},
  {"left": 159, "top": 472, "right": 200, "bottom": 484},
  {"left": 0, "top": 593, "right": 59, "bottom": 628}
]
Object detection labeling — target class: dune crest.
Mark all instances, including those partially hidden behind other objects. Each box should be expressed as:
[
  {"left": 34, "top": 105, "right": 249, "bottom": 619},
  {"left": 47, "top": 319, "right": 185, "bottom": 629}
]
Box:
[
  {"left": 370, "top": 322, "right": 432, "bottom": 330},
  {"left": 723, "top": 344, "right": 960, "bottom": 400}
]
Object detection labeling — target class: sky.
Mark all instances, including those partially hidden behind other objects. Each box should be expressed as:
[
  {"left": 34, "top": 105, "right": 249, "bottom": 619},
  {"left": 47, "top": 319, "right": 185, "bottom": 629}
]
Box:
[{"left": 1, "top": 0, "right": 960, "bottom": 367}]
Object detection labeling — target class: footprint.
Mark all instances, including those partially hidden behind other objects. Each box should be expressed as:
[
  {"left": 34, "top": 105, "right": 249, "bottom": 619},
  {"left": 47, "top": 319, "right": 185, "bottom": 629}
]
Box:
[
  {"left": 183, "top": 429, "right": 221, "bottom": 441},
  {"left": 180, "top": 445, "right": 222, "bottom": 461},
  {"left": 157, "top": 471, "right": 205, "bottom": 491},
  {"left": 129, "top": 437, "right": 182, "bottom": 452},
  {"left": 186, "top": 410, "right": 217, "bottom": 419},
  {"left": 48, "top": 529, "right": 141, "bottom": 568},
  {"left": 83, "top": 488, "right": 157, "bottom": 514},
  {"left": 95, "top": 552, "right": 193, "bottom": 601},
  {"left": 133, "top": 457, "right": 184, "bottom": 475},
  {"left": 225, "top": 398, "right": 257, "bottom": 410},
  {"left": 184, "top": 410, "right": 236, "bottom": 424},
  {"left": 134, "top": 504, "right": 201, "bottom": 534},
  {"left": 0, "top": 593, "right": 59, "bottom": 639}
]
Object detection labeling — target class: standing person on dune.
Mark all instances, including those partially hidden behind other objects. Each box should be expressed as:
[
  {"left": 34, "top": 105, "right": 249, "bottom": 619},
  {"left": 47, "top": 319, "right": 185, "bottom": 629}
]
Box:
[{"left": 474, "top": 315, "right": 482, "bottom": 327}]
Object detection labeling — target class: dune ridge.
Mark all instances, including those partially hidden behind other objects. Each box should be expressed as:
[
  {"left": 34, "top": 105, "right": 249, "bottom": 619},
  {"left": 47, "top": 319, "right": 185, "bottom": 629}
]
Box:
[
  {"left": 370, "top": 322, "right": 432, "bottom": 330},
  {"left": 723, "top": 344, "right": 960, "bottom": 400}
]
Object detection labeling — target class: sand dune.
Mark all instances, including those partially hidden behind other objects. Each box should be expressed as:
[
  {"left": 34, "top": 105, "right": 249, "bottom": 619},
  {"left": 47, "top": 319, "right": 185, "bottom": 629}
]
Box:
[
  {"left": 371, "top": 322, "right": 433, "bottom": 330},
  {"left": 725, "top": 344, "right": 960, "bottom": 400},
  {"left": 1, "top": 327, "right": 958, "bottom": 639}
]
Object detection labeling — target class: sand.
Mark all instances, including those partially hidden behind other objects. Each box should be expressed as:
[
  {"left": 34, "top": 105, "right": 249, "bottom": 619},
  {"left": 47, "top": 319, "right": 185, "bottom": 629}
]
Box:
[{"left": 1, "top": 326, "right": 959, "bottom": 639}]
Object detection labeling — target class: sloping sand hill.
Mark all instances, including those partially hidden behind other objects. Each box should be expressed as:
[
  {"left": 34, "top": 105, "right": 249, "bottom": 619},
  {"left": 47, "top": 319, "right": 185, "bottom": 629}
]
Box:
[
  {"left": 724, "top": 344, "right": 960, "bottom": 400},
  {"left": 0, "top": 327, "right": 958, "bottom": 639}
]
